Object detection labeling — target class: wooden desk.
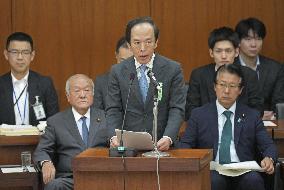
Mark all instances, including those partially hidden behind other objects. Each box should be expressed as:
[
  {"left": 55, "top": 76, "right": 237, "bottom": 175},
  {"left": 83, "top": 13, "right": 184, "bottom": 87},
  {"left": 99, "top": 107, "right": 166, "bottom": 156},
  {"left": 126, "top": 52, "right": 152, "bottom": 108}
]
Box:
[
  {"left": 0, "top": 135, "right": 40, "bottom": 165},
  {"left": 0, "top": 166, "right": 39, "bottom": 190},
  {"left": 73, "top": 148, "right": 213, "bottom": 190}
]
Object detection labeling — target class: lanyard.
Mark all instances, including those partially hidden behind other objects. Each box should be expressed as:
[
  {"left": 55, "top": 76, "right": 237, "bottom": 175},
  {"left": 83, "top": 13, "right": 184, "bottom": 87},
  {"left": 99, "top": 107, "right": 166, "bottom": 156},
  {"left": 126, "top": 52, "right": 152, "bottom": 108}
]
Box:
[{"left": 13, "top": 85, "right": 28, "bottom": 125}]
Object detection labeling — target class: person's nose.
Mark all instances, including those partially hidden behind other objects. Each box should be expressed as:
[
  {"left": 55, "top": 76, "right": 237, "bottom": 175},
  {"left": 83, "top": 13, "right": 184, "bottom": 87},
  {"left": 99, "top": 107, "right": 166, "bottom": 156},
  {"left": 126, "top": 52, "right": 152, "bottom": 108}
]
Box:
[{"left": 140, "top": 42, "right": 146, "bottom": 52}]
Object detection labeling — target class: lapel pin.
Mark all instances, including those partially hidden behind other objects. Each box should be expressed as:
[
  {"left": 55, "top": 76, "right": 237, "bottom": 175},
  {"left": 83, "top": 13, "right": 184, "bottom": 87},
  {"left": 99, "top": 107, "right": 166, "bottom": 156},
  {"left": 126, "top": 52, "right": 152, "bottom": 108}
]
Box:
[{"left": 96, "top": 118, "right": 101, "bottom": 122}]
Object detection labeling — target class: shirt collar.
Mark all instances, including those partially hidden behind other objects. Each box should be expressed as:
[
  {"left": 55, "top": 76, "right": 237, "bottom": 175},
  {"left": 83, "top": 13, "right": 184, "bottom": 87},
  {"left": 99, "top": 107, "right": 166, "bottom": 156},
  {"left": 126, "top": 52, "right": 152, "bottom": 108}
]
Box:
[
  {"left": 216, "top": 100, "right": 236, "bottom": 117},
  {"left": 72, "top": 107, "right": 91, "bottom": 122},
  {"left": 134, "top": 53, "right": 155, "bottom": 70},
  {"left": 239, "top": 55, "right": 260, "bottom": 70},
  {"left": 11, "top": 71, "right": 29, "bottom": 85}
]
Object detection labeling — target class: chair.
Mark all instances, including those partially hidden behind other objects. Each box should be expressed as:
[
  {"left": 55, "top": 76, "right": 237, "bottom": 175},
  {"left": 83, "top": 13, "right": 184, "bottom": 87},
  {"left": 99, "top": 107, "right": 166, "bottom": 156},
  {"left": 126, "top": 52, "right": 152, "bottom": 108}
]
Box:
[{"left": 276, "top": 103, "right": 284, "bottom": 119}]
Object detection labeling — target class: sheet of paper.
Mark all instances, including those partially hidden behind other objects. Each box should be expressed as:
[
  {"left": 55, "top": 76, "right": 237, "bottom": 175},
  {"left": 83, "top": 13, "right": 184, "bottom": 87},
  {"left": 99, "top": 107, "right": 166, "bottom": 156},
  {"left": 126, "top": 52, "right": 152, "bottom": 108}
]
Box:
[
  {"left": 116, "top": 129, "right": 154, "bottom": 150},
  {"left": 263, "top": 121, "right": 277, "bottom": 127},
  {"left": 210, "top": 161, "right": 264, "bottom": 177},
  {"left": 1, "top": 166, "right": 36, "bottom": 173}
]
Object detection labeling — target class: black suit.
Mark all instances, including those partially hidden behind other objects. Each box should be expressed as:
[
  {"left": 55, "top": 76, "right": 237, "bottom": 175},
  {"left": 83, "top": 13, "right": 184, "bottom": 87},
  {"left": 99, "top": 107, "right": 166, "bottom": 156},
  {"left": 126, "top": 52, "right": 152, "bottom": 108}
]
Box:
[
  {"left": 93, "top": 72, "right": 109, "bottom": 110},
  {"left": 185, "top": 63, "right": 263, "bottom": 120},
  {"left": 235, "top": 55, "right": 284, "bottom": 111},
  {"left": 0, "top": 70, "right": 59, "bottom": 125}
]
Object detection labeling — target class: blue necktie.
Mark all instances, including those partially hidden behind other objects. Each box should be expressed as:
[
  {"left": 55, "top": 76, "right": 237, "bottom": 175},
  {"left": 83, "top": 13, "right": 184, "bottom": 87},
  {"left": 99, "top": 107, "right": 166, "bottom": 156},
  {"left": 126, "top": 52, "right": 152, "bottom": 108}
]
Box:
[
  {"left": 81, "top": 116, "right": 89, "bottom": 146},
  {"left": 139, "top": 64, "right": 148, "bottom": 103},
  {"left": 219, "top": 111, "right": 232, "bottom": 164}
]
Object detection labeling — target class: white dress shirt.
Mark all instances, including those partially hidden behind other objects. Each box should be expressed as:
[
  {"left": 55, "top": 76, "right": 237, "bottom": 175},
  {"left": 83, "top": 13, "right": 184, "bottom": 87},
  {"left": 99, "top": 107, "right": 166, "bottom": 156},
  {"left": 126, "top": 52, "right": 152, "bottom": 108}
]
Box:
[
  {"left": 215, "top": 100, "right": 240, "bottom": 163},
  {"left": 12, "top": 72, "right": 29, "bottom": 125}
]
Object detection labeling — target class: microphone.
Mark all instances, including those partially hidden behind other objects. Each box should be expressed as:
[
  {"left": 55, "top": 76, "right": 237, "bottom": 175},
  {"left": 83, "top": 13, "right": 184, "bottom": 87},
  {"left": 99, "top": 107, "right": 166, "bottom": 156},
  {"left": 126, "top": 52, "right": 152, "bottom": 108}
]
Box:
[
  {"left": 147, "top": 70, "right": 159, "bottom": 87},
  {"left": 109, "top": 73, "right": 137, "bottom": 157}
]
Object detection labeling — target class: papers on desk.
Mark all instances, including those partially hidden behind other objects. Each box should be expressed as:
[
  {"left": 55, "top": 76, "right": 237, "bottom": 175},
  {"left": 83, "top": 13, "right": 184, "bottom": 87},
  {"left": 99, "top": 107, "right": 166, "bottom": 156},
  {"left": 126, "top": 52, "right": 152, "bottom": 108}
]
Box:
[
  {"left": 210, "top": 161, "right": 264, "bottom": 177},
  {"left": 0, "top": 124, "right": 40, "bottom": 136},
  {"left": 1, "top": 166, "right": 36, "bottom": 173},
  {"left": 263, "top": 121, "right": 277, "bottom": 127},
  {"left": 115, "top": 129, "right": 154, "bottom": 150}
]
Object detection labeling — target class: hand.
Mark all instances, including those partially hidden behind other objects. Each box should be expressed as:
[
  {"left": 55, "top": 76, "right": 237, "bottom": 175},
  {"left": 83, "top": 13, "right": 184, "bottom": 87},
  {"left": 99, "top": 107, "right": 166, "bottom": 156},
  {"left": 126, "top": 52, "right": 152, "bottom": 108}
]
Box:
[
  {"left": 261, "top": 157, "right": 274, "bottom": 175},
  {"left": 157, "top": 137, "right": 171, "bottom": 151},
  {"left": 42, "top": 161, "right": 56, "bottom": 184},
  {"left": 262, "top": 111, "right": 275, "bottom": 120},
  {"left": 110, "top": 136, "right": 119, "bottom": 147}
]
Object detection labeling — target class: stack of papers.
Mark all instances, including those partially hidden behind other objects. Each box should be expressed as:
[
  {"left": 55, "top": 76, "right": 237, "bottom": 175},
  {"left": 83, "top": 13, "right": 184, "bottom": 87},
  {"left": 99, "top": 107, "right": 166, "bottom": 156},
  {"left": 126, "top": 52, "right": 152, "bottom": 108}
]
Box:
[
  {"left": 1, "top": 166, "right": 36, "bottom": 173},
  {"left": 210, "top": 161, "right": 264, "bottom": 177},
  {"left": 115, "top": 129, "right": 154, "bottom": 150},
  {"left": 0, "top": 124, "right": 40, "bottom": 136}
]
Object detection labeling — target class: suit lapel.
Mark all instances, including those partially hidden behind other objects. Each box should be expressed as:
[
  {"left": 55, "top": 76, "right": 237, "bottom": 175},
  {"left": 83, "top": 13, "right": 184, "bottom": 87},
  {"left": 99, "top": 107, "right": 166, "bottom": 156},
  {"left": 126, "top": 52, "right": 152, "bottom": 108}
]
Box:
[
  {"left": 63, "top": 108, "right": 85, "bottom": 147},
  {"left": 88, "top": 108, "right": 101, "bottom": 147},
  {"left": 257, "top": 57, "right": 267, "bottom": 88},
  {"left": 124, "top": 59, "right": 144, "bottom": 105},
  {"left": 206, "top": 64, "right": 217, "bottom": 102},
  {"left": 3, "top": 74, "right": 16, "bottom": 124},
  {"left": 234, "top": 103, "right": 244, "bottom": 147},
  {"left": 145, "top": 54, "right": 166, "bottom": 106},
  {"left": 209, "top": 103, "right": 219, "bottom": 158}
]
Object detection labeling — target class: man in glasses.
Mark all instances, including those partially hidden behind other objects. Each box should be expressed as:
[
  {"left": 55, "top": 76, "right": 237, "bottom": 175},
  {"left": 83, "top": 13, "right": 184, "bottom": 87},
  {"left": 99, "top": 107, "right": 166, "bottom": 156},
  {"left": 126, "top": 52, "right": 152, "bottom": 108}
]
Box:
[
  {"left": 0, "top": 32, "right": 59, "bottom": 126},
  {"left": 179, "top": 64, "right": 276, "bottom": 190},
  {"left": 107, "top": 17, "right": 186, "bottom": 151},
  {"left": 185, "top": 27, "right": 263, "bottom": 120}
]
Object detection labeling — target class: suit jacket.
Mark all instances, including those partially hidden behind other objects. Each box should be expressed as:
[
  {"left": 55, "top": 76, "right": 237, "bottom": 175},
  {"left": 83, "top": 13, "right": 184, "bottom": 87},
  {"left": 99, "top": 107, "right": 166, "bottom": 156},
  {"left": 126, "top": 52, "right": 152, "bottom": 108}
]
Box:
[
  {"left": 185, "top": 63, "right": 264, "bottom": 120},
  {"left": 235, "top": 55, "right": 284, "bottom": 111},
  {"left": 0, "top": 70, "right": 59, "bottom": 125},
  {"left": 179, "top": 102, "right": 277, "bottom": 162},
  {"left": 93, "top": 72, "right": 109, "bottom": 110},
  {"left": 106, "top": 54, "right": 186, "bottom": 141},
  {"left": 33, "top": 107, "right": 109, "bottom": 177}
]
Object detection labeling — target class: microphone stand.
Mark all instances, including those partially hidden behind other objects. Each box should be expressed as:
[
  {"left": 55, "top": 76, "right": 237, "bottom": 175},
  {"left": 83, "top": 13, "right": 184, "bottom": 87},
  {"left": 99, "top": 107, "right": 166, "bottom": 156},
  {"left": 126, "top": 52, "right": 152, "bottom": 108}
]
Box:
[{"left": 142, "top": 85, "right": 169, "bottom": 158}]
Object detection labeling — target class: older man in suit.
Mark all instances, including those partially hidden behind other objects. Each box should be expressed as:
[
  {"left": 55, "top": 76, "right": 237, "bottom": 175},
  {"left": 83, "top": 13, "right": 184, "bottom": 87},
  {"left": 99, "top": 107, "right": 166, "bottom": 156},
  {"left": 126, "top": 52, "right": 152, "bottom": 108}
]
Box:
[
  {"left": 0, "top": 32, "right": 59, "bottom": 126},
  {"left": 179, "top": 64, "right": 276, "bottom": 190},
  {"left": 107, "top": 16, "right": 185, "bottom": 151},
  {"left": 235, "top": 17, "right": 284, "bottom": 120},
  {"left": 185, "top": 27, "right": 263, "bottom": 121},
  {"left": 33, "top": 74, "right": 109, "bottom": 190}
]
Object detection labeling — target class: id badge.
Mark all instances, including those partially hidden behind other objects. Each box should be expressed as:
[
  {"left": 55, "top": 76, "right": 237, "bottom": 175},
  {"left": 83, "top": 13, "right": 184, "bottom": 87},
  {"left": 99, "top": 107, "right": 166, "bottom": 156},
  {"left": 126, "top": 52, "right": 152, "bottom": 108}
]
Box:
[{"left": 33, "top": 103, "right": 46, "bottom": 120}]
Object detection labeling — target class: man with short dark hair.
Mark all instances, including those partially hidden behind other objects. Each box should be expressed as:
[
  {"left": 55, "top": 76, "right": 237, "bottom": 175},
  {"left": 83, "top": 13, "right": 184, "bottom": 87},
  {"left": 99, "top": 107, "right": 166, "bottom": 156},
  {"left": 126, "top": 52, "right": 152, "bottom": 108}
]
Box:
[
  {"left": 185, "top": 27, "right": 263, "bottom": 120},
  {"left": 180, "top": 64, "right": 276, "bottom": 190},
  {"left": 107, "top": 17, "right": 185, "bottom": 151},
  {"left": 33, "top": 74, "right": 109, "bottom": 190},
  {"left": 235, "top": 17, "right": 284, "bottom": 120},
  {"left": 93, "top": 36, "right": 133, "bottom": 110},
  {"left": 0, "top": 32, "right": 59, "bottom": 125}
]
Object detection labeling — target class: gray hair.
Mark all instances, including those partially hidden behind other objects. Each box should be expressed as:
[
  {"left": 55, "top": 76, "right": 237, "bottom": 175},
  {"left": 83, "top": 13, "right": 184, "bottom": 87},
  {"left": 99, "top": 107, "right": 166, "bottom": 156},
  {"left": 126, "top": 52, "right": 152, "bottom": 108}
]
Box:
[{"left": 65, "top": 74, "right": 94, "bottom": 96}]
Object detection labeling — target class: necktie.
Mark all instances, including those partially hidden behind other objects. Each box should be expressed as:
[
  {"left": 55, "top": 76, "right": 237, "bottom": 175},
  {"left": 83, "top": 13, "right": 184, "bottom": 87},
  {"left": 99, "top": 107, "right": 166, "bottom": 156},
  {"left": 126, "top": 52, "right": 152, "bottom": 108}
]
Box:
[
  {"left": 219, "top": 111, "right": 232, "bottom": 164},
  {"left": 81, "top": 116, "right": 89, "bottom": 146},
  {"left": 139, "top": 64, "right": 148, "bottom": 103}
]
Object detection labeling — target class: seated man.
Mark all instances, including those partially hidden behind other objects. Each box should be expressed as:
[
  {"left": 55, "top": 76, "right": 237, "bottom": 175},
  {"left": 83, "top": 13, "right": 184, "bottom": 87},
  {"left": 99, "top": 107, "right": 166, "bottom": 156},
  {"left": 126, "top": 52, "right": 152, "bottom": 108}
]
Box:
[
  {"left": 93, "top": 36, "right": 133, "bottom": 110},
  {"left": 179, "top": 64, "right": 277, "bottom": 190},
  {"left": 0, "top": 32, "right": 59, "bottom": 125},
  {"left": 33, "top": 74, "right": 109, "bottom": 190},
  {"left": 235, "top": 17, "right": 284, "bottom": 120},
  {"left": 185, "top": 27, "right": 263, "bottom": 120}
]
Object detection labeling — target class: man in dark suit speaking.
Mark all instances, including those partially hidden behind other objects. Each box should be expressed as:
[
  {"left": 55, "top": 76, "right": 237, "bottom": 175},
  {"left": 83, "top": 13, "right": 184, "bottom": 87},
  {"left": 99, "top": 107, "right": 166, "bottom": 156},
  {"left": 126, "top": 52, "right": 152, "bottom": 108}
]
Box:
[
  {"left": 107, "top": 17, "right": 186, "bottom": 151},
  {"left": 0, "top": 32, "right": 59, "bottom": 125},
  {"left": 33, "top": 74, "right": 109, "bottom": 190},
  {"left": 179, "top": 64, "right": 276, "bottom": 190}
]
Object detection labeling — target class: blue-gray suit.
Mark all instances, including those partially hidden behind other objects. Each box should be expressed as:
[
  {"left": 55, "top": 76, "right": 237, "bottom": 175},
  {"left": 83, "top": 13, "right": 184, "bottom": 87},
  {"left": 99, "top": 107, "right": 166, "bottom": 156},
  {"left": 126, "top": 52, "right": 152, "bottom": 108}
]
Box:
[
  {"left": 106, "top": 54, "right": 186, "bottom": 141},
  {"left": 179, "top": 102, "right": 277, "bottom": 190}
]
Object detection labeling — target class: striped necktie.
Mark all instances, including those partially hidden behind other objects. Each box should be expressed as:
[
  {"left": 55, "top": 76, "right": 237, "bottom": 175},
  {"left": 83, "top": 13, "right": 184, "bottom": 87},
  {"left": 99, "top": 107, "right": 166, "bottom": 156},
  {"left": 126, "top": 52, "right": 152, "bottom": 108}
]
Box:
[
  {"left": 139, "top": 64, "right": 148, "bottom": 103},
  {"left": 81, "top": 116, "right": 89, "bottom": 146}
]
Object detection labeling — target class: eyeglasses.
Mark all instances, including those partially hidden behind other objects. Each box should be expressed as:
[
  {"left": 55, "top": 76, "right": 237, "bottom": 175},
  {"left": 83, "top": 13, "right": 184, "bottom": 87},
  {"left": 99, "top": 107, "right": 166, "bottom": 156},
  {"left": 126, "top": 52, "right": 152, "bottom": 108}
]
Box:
[
  {"left": 71, "top": 88, "right": 93, "bottom": 96},
  {"left": 131, "top": 40, "right": 155, "bottom": 49},
  {"left": 7, "top": 49, "right": 32, "bottom": 57},
  {"left": 216, "top": 82, "right": 240, "bottom": 90}
]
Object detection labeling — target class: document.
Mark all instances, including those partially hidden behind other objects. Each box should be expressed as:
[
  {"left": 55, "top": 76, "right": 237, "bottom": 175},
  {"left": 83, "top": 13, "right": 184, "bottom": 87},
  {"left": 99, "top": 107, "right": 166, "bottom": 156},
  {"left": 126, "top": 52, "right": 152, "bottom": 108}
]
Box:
[
  {"left": 210, "top": 161, "right": 264, "bottom": 177},
  {"left": 1, "top": 166, "right": 36, "bottom": 173},
  {"left": 115, "top": 129, "right": 154, "bottom": 150},
  {"left": 263, "top": 121, "right": 277, "bottom": 127},
  {"left": 0, "top": 124, "right": 40, "bottom": 136}
]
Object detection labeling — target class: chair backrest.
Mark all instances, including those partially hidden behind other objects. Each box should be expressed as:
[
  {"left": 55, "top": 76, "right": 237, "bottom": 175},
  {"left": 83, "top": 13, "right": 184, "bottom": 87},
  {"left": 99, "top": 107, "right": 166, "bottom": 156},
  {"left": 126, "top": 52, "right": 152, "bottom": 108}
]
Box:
[{"left": 276, "top": 103, "right": 284, "bottom": 119}]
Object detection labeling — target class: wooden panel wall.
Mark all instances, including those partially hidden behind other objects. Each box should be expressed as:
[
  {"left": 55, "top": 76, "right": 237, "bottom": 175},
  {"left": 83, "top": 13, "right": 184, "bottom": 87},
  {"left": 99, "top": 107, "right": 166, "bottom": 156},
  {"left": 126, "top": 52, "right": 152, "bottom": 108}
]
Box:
[{"left": 0, "top": 0, "right": 283, "bottom": 109}]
